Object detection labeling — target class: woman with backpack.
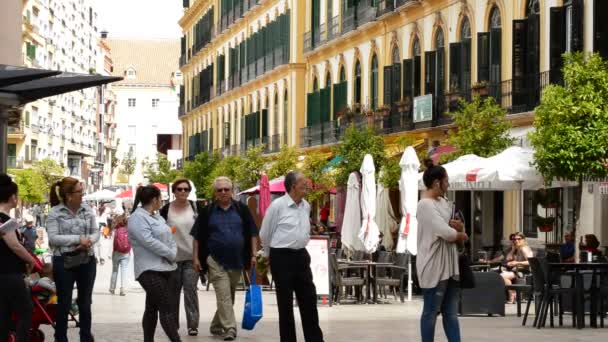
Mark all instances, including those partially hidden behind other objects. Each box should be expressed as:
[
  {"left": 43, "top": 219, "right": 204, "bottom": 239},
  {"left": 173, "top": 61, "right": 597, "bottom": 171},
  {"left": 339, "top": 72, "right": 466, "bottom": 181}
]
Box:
[
  {"left": 109, "top": 214, "right": 131, "bottom": 296},
  {"left": 160, "top": 178, "right": 204, "bottom": 336}
]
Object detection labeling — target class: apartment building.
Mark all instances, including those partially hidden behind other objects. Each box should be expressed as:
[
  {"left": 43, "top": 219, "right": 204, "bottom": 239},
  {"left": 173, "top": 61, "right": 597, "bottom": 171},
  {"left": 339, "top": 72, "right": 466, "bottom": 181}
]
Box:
[
  {"left": 7, "top": 0, "right": 105, "bottom": 190},
  {"left": 179, "top": 0, "right": 608, "bottom": 245},
  {"left": 106, "top": 38, "right": 182, "bottom": 186}
]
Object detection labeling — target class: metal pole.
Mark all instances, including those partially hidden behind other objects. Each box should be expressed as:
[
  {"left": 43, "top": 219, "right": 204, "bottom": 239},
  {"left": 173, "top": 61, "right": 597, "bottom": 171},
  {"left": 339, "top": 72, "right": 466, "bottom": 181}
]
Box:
[
  {"left": 0, "top": 110, "right": 9, "bottom": 174},
  {"left": 407, "top": 251, "right": 412, "bottom": 301},
  {"left": 470, "top": 191, "right": 475, "bottom": 254}
]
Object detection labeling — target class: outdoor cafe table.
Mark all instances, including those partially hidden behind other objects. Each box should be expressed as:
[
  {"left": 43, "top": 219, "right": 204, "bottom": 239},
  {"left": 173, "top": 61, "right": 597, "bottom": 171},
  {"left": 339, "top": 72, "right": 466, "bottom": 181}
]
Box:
[
  {"left": 338, "top": 260, "right": 394, "bottom": 304},
  {"left": 547, "top": 262, "right": 608, "bottom": 329}
]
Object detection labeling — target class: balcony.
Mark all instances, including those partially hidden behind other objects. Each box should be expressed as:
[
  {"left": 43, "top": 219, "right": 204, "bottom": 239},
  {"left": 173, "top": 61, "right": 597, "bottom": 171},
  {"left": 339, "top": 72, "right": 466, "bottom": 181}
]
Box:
[
  {"left": 8, "top": 123, "right": 25, "bottom": 139},
  {"left": 327, "top": 16, "right": 340, "bottom": 41},
  {"left": 342, "top": 8, "right": 357, "bottom": 35},
  {"left": 377, "top": 0, "right": 395, "bottom": 18},
  {"left": 304, "top": 31, "right": 313, "bottom": 53},
  {"left": 357, "top": 3, "right": 377, "bottom": 27}
]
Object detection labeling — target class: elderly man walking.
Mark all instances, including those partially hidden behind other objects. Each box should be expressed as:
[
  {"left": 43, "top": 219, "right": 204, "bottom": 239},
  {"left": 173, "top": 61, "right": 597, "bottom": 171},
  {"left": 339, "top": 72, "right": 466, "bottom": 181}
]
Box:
[
  {"left": 192, "top": 177, "right": 258, "bottom": 341},
  {"left": 260, "top": 171, "right": 324, "bottom": 342}
]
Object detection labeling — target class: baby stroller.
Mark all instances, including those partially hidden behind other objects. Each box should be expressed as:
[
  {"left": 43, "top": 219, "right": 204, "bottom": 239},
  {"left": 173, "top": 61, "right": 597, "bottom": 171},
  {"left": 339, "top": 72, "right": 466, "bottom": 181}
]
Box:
[{"left": 9, "top": 256, "right": 81, "bottom": 341}]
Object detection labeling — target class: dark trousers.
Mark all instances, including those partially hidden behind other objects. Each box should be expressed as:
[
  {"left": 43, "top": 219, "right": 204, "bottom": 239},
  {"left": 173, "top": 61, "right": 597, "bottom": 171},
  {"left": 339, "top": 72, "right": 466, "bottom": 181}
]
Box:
[
  {"left": 0, "top": 274, "right": 32, "bottom": 342},
  {"left": 270, "top": 248, "right": 324, "bottom": 342},
  {"left": 138, "top": 271, "right": 181, "bottom": 342},
  {"left": 53, "top": 255, "right": 97, "bottom": 342}
]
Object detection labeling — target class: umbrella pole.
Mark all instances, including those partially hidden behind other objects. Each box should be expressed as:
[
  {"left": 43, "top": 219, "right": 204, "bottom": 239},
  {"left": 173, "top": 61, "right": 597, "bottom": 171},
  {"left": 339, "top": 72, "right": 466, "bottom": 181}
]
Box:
[
  {"left": 407, "top": 251, "right": 412, "bottom": 301},
  {"left": 470, "top": 191, "right": 475, "bottom": 255},
  {"left": 0, "top": 109, "right": 8, "bottom": 174}
]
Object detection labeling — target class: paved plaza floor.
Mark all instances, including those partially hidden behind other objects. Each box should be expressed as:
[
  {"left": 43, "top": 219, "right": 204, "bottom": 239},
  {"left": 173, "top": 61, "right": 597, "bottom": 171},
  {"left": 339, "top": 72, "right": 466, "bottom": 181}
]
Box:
[{"left": 40, "top": 260, "right": 605, "bottom": 341}]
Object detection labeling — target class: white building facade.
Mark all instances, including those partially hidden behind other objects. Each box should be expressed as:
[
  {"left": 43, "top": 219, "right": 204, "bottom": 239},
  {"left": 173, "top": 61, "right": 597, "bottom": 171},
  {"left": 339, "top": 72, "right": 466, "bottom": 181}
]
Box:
[{"left": 106, "top": 39, "right": 182, "bottom": 186}]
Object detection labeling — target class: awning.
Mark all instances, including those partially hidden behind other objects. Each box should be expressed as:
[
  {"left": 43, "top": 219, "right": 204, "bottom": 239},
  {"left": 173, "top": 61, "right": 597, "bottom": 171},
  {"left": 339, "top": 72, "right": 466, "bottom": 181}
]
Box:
[{"left": 0, "top": 65, "right": 61, "bottom": 87}]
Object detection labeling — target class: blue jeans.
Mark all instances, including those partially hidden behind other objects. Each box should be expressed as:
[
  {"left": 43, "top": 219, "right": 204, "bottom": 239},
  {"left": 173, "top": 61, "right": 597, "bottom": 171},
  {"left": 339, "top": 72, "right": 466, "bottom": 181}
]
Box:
[
  {"left": 110, "top": 252, "right": 130, "bottom": 291},
  {"left": 53, "top": 255, "right": 97, "bottom": 342},
  {"left": 420, "top": 278, "right": 461, "bottom": 342}
]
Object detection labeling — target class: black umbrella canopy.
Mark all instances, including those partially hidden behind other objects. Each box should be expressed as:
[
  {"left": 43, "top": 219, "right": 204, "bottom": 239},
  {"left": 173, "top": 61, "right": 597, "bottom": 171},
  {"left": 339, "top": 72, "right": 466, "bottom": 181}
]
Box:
[
  {"left": 0, "top": 65, "right": 62, "bottom": 88},
  {"left": 0, "top": 71, "right": 123, "bottom": 104}
]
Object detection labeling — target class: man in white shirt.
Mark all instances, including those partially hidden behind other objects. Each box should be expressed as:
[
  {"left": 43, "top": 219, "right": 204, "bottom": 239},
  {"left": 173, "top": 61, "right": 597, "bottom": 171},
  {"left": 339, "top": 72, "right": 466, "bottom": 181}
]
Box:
[{"left": 260, "top": 171, "right": 324, "bottom": 342}]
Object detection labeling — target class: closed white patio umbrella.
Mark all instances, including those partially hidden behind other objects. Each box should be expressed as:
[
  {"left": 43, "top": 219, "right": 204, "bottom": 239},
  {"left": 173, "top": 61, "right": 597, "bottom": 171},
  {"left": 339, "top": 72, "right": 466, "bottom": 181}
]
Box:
[
  {"left": 376, "top": 169, "right": 399, "bottom": 251},
  {"left": 341, "top": 172, "right": 364, "bottom": 254},
  {"left": 358, "top": 154, "right": 380, "bottom": 254}
]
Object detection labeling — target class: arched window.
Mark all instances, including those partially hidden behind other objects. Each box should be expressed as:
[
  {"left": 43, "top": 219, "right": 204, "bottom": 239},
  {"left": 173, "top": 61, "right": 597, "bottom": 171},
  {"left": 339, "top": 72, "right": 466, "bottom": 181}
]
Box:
[
  {"left": 404, "top": 36, "right": 422, "bottom": 98},
  {"left": 426, "top": 28, "right": 446, "bottom": 121},
  {"left": 283, "top": 89, "right": 288, "bottom": 145},
  {"left": 388, "top": 45, "right": 401, "bottom": 106},
  {"left": 512, "top": 0, "right": 540, "bottom": 108},
  {"left": 339, "top": 65, "right": 346, "bottom": 82},
  {"left": 452, "top": 16, "right": 472, "bottom": 98},
  {"left": 392, "top": 46, "right": 400, "bottom": 64},
  {"left": 325, "top": 71, "right": 331, "bottom": 88},
  {"left": 370, "top": 54, "right": 378, "bottom": 109},
  {"left": 354, "top": 60, "right": 362, "bottom": 105}
]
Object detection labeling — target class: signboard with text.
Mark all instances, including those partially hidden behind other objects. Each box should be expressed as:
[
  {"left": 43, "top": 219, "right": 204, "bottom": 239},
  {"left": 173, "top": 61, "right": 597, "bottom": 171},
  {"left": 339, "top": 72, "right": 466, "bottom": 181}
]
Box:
[
  {"left": 413, "top": 94, "right": 433, "bottom": 123},
  {"left": 600, "top": 182, "right": 608, "bottom": 195},
  {"left": 305, "top": 236, "right": 330, "bottom": 297}
]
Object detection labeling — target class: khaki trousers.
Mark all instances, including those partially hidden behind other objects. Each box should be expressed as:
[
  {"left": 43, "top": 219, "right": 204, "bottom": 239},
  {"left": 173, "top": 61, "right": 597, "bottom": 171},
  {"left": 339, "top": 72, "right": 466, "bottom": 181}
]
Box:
[{"left": 207, "top": 255, "right": 242, "bottom": 332}]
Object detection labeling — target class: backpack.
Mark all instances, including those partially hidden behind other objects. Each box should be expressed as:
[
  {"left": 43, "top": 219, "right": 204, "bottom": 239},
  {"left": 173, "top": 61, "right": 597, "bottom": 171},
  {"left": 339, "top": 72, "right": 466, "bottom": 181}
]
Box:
[{"left": 113, "top": 226, "right": 131, "bottom": 254}]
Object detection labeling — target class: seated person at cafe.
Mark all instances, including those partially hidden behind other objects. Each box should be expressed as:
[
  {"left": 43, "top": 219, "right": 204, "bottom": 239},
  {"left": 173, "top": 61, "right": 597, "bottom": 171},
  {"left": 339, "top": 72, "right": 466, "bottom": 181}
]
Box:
[
  {"left": 580, "top": 234, "right": 603, "bottom": 257},
  {"left": 500, "top": 232, "right": 534, "bottom": 304},
  {"left": 482, "top": 233, "right": 516, "bottom": 263},
  {"left": 560, "top": 231, "right": 575, "bottom": 262}
]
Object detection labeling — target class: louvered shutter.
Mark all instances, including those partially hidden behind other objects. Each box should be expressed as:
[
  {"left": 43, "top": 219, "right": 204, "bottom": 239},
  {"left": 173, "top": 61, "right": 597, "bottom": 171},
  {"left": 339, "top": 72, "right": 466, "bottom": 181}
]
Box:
[
  {"left": 461, "top": 38, "right": 471, "bottom": 94},
  {"left": 595, "top": 0, "right": 608, "bottom": 58},
  {"left": 571, "top": 0, "right": 584, "bottom": 52},
  {"left": 477, "top": 32, "right": 490, "bottom": 82},
  {"left": 449, "top": 42, "right": 461, "bottom": 91},
  {"left": 413, "top": 56, "right": 421, "bottom": 97},
  {"left": 489, "top": 28, "right": 502, "bottom": 85},
  {"left": 436, "top": 47, "right": 445, "bottom": 117},
  {"left": 383, "top": 66, "right": 392, "bottom": 106},
  {"left": 307, "top": 92, "right": 314, "bottom": 127},
  {"left": 209, "top": 128, "right": 214, "bottom": 151},
  {"left": 402, "top": 59, "right": 413, "bottom": 100},
  {"left": 320, "top": 87, "right": 331, "bottom": 123},
  {"left": 392, "top": 62, "right": 401, "bottom": 105},
  {"left": 261, "top": 109, "right": 268, "bottom": 138},
  {"left": 550, "top": 7, "right": 565, "bottom": 84},
  {"left": 512, "top": 20, "right": 527, "bottom": 107},
  {"left": 424, "top": 51, "right": 436, "bottom": 96}
]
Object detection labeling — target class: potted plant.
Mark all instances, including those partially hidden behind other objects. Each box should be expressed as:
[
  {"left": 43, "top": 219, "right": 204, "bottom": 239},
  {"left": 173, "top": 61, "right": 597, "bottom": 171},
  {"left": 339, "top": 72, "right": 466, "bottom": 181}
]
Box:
[
  {"left": 471, "top": 81, "right": 489, "bottom": 97},
  {"left": 534, "top": 216, "right": 555, "bottom": 232},
  {"left": 396, "top": 96, "right": 412, "bottom": 112},
  {"left": 445, "top": 85, "right": 462, "bottom": 112},
  {"left": 375, "top": 105, "right": 391, "bottom": 117}
]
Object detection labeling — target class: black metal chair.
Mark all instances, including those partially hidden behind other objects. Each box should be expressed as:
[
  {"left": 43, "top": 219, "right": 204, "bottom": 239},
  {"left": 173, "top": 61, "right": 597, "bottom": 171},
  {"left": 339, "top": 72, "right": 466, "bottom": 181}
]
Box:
[
  {"left": 330, "top": 253, "right": 368, "bottom": 304},
  {"left": 527, "top": 257, "right": 577, "bottom": 328},
  {"left": 374, "top": 253, "right": 409, "bottom": 303}
]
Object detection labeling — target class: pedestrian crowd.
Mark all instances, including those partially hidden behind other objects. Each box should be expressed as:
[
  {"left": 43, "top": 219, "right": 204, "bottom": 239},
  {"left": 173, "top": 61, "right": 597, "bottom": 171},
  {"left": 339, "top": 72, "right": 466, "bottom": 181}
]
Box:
[{"left": 0, "top": 171, "right": 324, "bottom": 342}]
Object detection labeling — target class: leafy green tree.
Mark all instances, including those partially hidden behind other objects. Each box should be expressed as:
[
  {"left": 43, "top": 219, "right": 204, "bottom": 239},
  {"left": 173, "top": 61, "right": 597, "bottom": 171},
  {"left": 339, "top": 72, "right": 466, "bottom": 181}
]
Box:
[
  {"left": 379, "top": 158, "right": 402, "bottom": 189},
  {"left": 121, "top": 147, "right": 136, "bottom": 183},
  {"left": 529, "top": 52, "right": 608, "bottom": 251},
  {"left": 183, "top": 152, "right": 220, "bottom": 199},
  {"left": 33, "top": 158, "right": 64, "bottom": 190},
  {"left": 267, "top": 145, "right": 299, "bottom": 180},
  {"left": 207, "top": 155, "right": 244, "bottom": 196},
  {"left": 235, "top": 145, "right": 268, "bottom": 190},
  {"left": 333, "top": 126, "right": 385, "bottom": 186},
  {"left": 9, "top": 168, "right": 46, "bottom": 204},
  {"left": 302, "top": 151, "right": 331, "bottom": 204},
  {"left": 143, "top": 153, "right": 183, "bottom": 185},
  {"left": 443, "top": 96, "right": 515, "bottom": 163}
]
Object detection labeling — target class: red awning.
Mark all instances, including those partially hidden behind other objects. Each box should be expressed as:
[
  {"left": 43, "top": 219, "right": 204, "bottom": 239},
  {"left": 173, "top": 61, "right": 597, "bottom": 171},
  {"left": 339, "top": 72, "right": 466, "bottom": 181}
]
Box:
[{"left": 429, "top": 145, "right": 456, "bottom": 164}]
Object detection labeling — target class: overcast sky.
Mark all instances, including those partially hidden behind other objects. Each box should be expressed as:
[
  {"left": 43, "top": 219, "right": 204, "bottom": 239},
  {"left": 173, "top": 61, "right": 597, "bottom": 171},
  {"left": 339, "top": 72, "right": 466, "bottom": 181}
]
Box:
[{"left": 94, "top": 0, "right": 182, "bottom": 39}]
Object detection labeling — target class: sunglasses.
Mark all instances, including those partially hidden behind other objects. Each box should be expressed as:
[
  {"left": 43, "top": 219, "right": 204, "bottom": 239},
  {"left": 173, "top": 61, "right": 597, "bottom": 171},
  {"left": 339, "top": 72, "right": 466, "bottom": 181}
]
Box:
[
  {"left": 175, "top": 187, "right": 191, "bottom": 192},
  {"left": 512, "top": 238, "right": 523, "bottom": 241},
  {"left": 216, "top": 188, "right": 231, "bottom": 193}
]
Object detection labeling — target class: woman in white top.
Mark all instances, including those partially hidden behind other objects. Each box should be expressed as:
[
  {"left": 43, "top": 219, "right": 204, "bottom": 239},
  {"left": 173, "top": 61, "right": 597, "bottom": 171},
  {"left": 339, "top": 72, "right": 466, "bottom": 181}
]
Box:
[
  {"left": 417, "top": 160, "right": 468, "bottom": 342},
  {"left": 160, "top": 179, "right": 203, "bottom": 337}
]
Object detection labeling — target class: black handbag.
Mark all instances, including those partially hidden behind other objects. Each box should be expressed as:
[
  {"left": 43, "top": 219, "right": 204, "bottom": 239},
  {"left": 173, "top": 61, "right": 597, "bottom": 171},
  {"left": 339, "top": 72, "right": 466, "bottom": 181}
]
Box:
[
  {"left": 459, "top": 253, "right": 476, "bottom": 289},
  {"left": 63, "top": 250, "right": 90, "bottom": 269}
]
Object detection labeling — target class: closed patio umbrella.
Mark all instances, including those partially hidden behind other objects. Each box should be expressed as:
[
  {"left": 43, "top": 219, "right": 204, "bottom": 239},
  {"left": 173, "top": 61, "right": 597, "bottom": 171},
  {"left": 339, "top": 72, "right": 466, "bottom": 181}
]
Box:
[
  {"left": 341, "top": 172, "right": 364, "bottom": 255},
  {"left": 83, "top": 189, "right": 118, "bottom": 201},
  {"left": 358, "top": 154, "right": 380, "bottom": 254},
  {"left": 376, "top": 169, "right": 398, "bottom": 251},
  {"left": 259, "top": 174, "right": 271, "bottom": 219}
]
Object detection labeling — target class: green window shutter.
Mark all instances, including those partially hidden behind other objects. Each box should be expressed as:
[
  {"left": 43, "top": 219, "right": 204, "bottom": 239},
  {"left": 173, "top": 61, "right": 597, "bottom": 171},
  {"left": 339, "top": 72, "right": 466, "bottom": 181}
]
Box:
[
  {"left": 449, "top": 42, "right": 461, "bottom": 91},
  {"left": 550, "top": 6, "right": 565, "bottom": 84},
  {"left": 306, "top": 92, "right": 314, "bottom": 126},
  {"left": 477, "top": 32, "right": 490, "bottom": 82},
  {"left": 571, "top": 0, "right": 584, "bottom": 52},
  {"left": 424, "top": 51, "right": 436, "bottom": 97},
  {"left": 383, "top": 65, "right": 392, "bottom": 106},
  {"left": 320, "top": 87, "right": 330, "bottom": 123},
  {"left": 461, "top": 39, "right": 472, "bottom": 92},
  {"left": 261, "top": 109, "right": 268, "bottom": 137}
]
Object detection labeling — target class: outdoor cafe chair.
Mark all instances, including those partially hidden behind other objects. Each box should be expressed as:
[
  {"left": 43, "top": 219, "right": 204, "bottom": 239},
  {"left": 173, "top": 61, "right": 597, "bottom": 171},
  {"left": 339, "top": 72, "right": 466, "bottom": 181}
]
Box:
[
  {"left": 374, "top": 251, "right": 394, "bottom": 299},
  {"left": 330, "top": 253, "right": 368, "bottom": 304},
  {"left": 527, "top": 257, "right": 577, "bottom": 329},
  {"left": 374, "top": 253, "right": 409, "bottom": 303}
]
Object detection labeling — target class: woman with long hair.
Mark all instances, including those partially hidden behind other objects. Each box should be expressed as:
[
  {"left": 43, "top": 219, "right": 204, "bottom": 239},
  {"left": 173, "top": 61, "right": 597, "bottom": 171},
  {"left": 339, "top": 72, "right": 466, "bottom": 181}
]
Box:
[
  {"left": 501, "top": 232, "right": 533, "bottom": 303},
  {"left": 160, "top": 179, "right": 203, "bottom": 336},
  {"left": 47, "top": 177, "right": 99, "bottom": 342},
  {"left": 128, "top": 185, "right": 181, "bottom": 342},
  {"left": 0, "top": 174, "right": 37, "bottom": 342},
  {"left": 109, "top": 213, "right": 131, "bottom": 296},
  {"left": 417, "top": 160, "right": 468, "bottom": 342}
]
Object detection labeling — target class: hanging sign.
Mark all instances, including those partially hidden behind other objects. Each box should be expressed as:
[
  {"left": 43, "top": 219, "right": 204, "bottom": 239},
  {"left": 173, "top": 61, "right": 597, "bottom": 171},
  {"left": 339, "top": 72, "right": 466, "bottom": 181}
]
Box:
[
  {"left": 413, "top": 94, "right": 433, "bottom": 122},
  {"left": 599, "top": 182, "right": 608, "bottom": 195}
]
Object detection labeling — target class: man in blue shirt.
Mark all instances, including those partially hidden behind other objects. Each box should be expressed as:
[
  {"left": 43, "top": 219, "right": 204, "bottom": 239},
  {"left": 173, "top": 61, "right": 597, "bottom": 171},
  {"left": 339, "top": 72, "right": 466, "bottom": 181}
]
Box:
[
  {"left": 192, "top": 177, "right": 258, "bottom": 341},
  {"left": 560, "top": 231, "right": 575, "bottom": 263}
]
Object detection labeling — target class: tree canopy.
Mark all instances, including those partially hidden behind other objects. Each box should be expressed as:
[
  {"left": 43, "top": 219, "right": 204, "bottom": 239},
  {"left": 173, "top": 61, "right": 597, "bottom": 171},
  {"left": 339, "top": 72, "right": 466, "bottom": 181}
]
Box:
[
  {"left": 143, "top": 153, "right": 183, "bottom": 185},
  {"left": 333, "top": 126, "right": 385, "bottom": 186},
  {"left": 267, "top": 145, "right": 299, "bottom": 180},
  {"left": 183, "top": 152, "right": 220, "bottom": 199}
]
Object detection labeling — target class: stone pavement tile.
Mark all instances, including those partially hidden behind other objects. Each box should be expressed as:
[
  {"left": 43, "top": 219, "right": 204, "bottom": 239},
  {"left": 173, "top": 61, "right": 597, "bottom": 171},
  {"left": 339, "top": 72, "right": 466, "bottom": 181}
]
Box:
[{"left": 39, "top": 289, "right": 606, "bottom": 342}]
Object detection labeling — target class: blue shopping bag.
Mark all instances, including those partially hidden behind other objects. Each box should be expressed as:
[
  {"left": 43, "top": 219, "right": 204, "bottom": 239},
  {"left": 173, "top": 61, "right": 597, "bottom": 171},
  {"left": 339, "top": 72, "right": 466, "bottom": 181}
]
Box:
[{"left": 242, "top": 267, "right": 263, "bottom": 330}]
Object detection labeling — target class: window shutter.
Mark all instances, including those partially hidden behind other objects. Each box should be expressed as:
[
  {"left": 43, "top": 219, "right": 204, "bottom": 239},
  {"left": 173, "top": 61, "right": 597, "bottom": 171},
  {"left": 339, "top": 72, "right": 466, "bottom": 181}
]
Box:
[
  {"left": 550, "top": 6, "right": 565, "bottom": 84},
  {"left": 436, "top": 47, "right": 445, "bottom": 115},
  {"left": 526, "top": 14, "right": 540, "bottom": 77},
  {"left": 424, "top": 51, "right": 436, "bottom": 96},
  {"left": 209, "top": 128, "right": 214, "bottom": 151},
  {"left": 320, "top": 87, "right": 331, "bottom": 123},
  {"left": 571, "top": 0, "right": 584, "bottom": 52},
  {"left": 413, "top": 56, "right": 421, "bottom": 97},
  {"left": 595, "top": 0, "right": 608, "bottom": 58},
  {"left": 449, "top": 42, "right": 461, "bottom": 91},
  {"left": 402, "top": 58, "right": 413, "bottom": 99},
  {"left": 461, "top": 38, "right": 472, "bottom": 93},
  {"left": 512, "top": 20, "right": 527, "bottom": 107},
  {"left": 383, "top": 66, "right": 392, "bottom": 106},
  {"left": 261, "top": 109, "right": 268, "bottom": 138},
  {"left": 332, "top": 83, "right": 340, "bottom": 118},
  {"left": 477, "top": 32, "right": 490, "bottom": 82},
  {"left": 489, "top": 28, "right": 502, "bottom": 84},
  {"left": 307, "top": 93, "right": 314, "bottom": 126},
  {"left": 392, "top": 63, "right": 401, "bottom": 107}
]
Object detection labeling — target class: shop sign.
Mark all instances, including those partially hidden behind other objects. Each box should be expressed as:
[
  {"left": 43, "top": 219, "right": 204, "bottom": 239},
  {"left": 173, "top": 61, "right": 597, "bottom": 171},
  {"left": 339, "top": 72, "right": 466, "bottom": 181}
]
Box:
[{"left": 413, "top": 94, "right": 433, "bottom": 123}]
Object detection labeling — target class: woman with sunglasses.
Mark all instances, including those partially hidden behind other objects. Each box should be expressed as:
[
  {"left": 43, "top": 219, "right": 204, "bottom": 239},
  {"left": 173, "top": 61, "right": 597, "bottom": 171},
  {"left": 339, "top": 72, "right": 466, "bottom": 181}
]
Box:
[
  {"left": 160, "top": 179, "right": 204, "bottom": 336},
  {"left": 500, "top": 232, "right": 533, "bottom": 303}
]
